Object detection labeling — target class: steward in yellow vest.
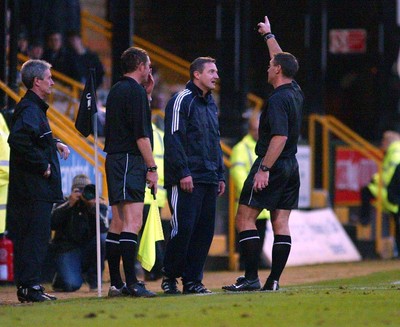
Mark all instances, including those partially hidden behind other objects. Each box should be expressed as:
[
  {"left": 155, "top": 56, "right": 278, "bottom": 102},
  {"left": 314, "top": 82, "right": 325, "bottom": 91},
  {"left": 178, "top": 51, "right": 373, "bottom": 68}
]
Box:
[
  {"left": 144, "top": 123, "right": 166, "bottom": 207},
  {"left": 0, "top": 113, "right": 10, "bottom": 234},
  {"left": 360, "top": 131, "right": 400, "bottom": 225}
]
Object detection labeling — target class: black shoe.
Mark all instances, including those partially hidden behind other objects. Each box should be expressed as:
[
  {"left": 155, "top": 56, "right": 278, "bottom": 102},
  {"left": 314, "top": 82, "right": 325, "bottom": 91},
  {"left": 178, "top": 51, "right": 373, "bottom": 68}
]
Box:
[
  {"left": 108, "top": 283, "right": 130, "bottom": 297},
  {"left": 127, "top": 281, "right": 157, "bottom": 298},
  {"left": 161, "top": 277, "right": 181, "bottom": 294},
  {"left": 183, "top": 281, "right": 211, "bottom": 294},
  {"left": 17, "top": 285, "right": 57, "bottom": 303},
  {"left": 222, "top": 276, "right": 261, "bottom": 292},
  {"left": 261, "top": 279, "right": 280, "bottom": 291}
]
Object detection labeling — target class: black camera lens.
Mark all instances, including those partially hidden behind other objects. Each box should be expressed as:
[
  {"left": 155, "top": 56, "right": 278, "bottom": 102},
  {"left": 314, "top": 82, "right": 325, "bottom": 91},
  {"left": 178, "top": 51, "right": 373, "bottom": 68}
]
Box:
[{"left": 82, "top": 184, "right": 96, "bottom": 200}]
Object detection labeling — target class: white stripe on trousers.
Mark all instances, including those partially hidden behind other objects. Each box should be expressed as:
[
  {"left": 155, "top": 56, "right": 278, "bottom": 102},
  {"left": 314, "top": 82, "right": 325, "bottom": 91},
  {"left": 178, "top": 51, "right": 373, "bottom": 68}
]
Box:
[
  {"left": 123, "top": 154, "right": 129, "bottom": 200},
  {"left": 247, "top": 159, "right": 264, "bottom": 206},
  {"left": 170, "top": 185, "right": 179, "bottom": 238}
]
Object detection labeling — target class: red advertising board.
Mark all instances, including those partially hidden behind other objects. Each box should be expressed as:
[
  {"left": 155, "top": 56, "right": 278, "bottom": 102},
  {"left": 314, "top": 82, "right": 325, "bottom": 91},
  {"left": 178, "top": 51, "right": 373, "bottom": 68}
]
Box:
[
  {"left": 334, "top": 146, "right": 377, "bottom": 205},
  {"left": 329, "top": 29, "right": 367, "bottom": 54}
]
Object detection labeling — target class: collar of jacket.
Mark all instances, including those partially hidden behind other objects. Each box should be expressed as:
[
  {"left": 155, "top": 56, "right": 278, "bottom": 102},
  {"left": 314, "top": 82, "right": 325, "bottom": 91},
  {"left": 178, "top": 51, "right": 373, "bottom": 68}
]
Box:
[
  {"left": 12, "top": 90, "right": 49, "bottom": 126},
  {"left": 24, "top": 89, "right": 50, "bottom": 113},
  {"left": 186, "top": 80, "right": 212, "bottom": 101}
]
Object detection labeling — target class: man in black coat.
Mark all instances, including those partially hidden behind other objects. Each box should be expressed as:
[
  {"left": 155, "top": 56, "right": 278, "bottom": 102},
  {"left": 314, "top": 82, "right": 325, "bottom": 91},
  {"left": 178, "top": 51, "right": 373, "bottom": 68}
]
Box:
[
  {"left": 66, "top": 31, "right": 105, "bottom": 89},
  {"left": 7, "top": 59, "right": 70, "bottom": 303}
]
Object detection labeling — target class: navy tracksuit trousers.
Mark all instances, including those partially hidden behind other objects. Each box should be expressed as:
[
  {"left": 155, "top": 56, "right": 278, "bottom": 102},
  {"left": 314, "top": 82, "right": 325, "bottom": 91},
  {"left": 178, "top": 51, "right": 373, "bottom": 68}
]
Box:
[{"left": 163, "top": 183, "right": 218, "bottom": 283}]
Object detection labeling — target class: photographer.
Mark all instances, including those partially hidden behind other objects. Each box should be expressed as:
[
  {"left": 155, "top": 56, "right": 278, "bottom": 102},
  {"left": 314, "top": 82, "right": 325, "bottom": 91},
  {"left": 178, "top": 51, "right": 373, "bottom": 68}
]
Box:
[{"left": 51, "top": 174, "right": 108, "bottom": 292}]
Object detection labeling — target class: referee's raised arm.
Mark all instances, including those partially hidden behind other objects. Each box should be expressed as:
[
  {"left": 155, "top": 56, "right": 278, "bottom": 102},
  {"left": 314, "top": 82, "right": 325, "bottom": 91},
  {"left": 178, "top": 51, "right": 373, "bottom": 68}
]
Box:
[{"left": 257, "top": 16, "right": 282, "bottom": 58}]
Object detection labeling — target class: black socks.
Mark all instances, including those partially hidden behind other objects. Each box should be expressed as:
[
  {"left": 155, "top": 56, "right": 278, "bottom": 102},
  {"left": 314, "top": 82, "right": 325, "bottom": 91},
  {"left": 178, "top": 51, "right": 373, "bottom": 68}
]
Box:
[
  {"left": 268, "top": 234, "right": 291, "bottom": 282},
  {"left": 119, "top": 232, "right": 138, "bottom": 286},
  {"left": 239, "top": 230, "right": 260, "bottom": 281},
  {"left": 105, "top": 232, "right": 123, "bottom": 289}
]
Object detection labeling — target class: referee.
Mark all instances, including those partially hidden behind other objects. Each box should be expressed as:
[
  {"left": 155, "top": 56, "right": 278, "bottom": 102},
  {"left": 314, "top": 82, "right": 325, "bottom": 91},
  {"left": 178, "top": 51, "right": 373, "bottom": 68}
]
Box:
[
  {"left": 223, "top": 15, "right": 304, "bottom": 292},
  {"left": 104, "top": 47, "right": 158, "bottom": 298}
]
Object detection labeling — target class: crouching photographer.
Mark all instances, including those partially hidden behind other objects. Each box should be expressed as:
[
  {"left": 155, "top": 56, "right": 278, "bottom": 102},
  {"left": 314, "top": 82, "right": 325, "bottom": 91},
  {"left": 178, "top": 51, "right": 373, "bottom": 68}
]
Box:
[{"left": 51, "top": 174, "right": 109, "bottom": 292}]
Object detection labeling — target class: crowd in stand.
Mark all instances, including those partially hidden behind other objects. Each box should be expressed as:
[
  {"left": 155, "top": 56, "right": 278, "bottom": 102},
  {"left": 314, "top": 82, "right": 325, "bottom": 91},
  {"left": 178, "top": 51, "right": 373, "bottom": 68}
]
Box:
[
  {"left": 10, "top": 1, "right": 104, "bottom": 90},
  {"left": 18, "top": 30, "right": 105, "bottom": 90}
]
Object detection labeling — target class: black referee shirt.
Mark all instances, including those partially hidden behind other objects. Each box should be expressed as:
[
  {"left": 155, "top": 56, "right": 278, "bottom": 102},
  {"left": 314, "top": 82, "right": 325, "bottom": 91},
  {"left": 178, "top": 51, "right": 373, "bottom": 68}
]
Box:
[
  {"left": 104, "top": 76, "right": 153, "bottom": 154},
  {"left": 255, "top": 81, "right": 304, "bottom": 158}
]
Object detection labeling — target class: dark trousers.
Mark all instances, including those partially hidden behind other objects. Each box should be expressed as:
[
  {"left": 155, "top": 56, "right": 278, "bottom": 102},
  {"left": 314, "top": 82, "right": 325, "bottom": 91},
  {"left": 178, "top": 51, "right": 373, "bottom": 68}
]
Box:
[
  {"left": 393, "top": 213, "right": 400, "bottom": 256},
  {"left": 52, "top": 234, "right": 107, "bottom": 291},
  {"left": 360, "top": 186, "right": 400, "bottom": 255},
  {"left": 163, "top": 184, "right": 218, "bottom": 283},
  {"left": 11, "top": 200, "right": 53, "bottom": 288},
  {"left": 360, "top": 186, "right": 374, "bottom": 225}
]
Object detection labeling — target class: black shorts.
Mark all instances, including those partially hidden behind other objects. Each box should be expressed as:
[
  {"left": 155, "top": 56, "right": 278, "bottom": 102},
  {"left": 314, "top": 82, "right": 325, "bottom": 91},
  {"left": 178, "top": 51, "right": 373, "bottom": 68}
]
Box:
[
  {"left": 105, "top": 153, "right": 147, "bottom": 205},
  {"left": 239, "top": 156, "right": 300, "bottom": 211}
]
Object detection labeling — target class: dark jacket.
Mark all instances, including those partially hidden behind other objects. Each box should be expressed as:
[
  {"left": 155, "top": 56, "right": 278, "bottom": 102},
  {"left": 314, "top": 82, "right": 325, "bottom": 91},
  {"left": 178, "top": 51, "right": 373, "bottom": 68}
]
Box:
[
  {"left": 164, "top": 81, "right": 225, "bottom": 187},
  {"left": 7, "top": 90, "right": 63, "bottom": 203},
  {"left": 70, "top": 49, "right": 105, "bottom": 89},
  {"left": 51, "top": 200, "right": 108, "bottom": 253}
]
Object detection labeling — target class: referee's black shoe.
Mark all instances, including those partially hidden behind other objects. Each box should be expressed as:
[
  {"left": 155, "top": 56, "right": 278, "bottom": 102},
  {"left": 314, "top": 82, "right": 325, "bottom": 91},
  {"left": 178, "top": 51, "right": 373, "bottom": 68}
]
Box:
[
  {"left": 261, "top": 278, "right": 280, "bottom": 291},
  {"left": 17, "top": 285, "right": 57, "bottom": 303},
  {"left": 222, "top": 276, "right": 261, "bottom": 292},
  {"left": 161, "top": 277, "right": 181, "bottom": 294},
  {"left": 127, "top": 281, "right": 156, "bottom": 297}
]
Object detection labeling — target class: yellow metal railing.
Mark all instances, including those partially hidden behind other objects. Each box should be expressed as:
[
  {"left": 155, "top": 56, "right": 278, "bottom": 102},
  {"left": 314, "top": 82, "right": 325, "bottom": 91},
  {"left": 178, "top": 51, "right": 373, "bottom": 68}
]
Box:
[
  {"left": 309, "top": 114, "right": 385, "bottom": 256},
  {"left": 0, "top": 80, "right": 108, "bottom": 200}
]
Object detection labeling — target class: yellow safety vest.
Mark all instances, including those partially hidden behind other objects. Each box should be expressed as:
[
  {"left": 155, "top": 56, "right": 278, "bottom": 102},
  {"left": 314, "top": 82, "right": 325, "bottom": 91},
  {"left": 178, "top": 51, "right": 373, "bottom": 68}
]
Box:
[
  {"left": 0, "top": 114, "right": 10, "bottom": 233},
  {"left": 230, "top": 134, "right": 269, "bottom": 219},
  {"left": 368, "top": 140, "right": 400, "bottom": 213},
  {"left": 144, "top": 124, "right": 167, "bottom": 208}
]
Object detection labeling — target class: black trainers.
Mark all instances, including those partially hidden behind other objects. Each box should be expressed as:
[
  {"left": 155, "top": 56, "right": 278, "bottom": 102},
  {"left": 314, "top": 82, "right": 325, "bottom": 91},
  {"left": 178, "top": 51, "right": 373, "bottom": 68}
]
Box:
[
  {"left": 222, "top": 276, "right": 261, "bottom": 292},
  {"left": 183, "top": 281, "right": 211, "bottom": 294},
  {"left": 17, "top": 285, "right": 57, "bottom": 303},
  {"left": 127, "top": 281, "right": 157, "bottom": 298},
  {"left": 161, "top": 277, "right": 181, "bottom": 294},
  {"left": 108, "top": 283, "right": 131, "bottom": 297},
  {"left": 261, "top": 279, "right": 280, "bottom": 291}
]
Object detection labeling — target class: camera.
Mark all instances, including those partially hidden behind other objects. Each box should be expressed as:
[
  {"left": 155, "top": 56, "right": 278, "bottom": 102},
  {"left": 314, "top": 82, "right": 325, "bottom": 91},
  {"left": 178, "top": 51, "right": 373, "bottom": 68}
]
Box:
[{"left": 82, "top": 184, "right": 96, "bottom": 201}]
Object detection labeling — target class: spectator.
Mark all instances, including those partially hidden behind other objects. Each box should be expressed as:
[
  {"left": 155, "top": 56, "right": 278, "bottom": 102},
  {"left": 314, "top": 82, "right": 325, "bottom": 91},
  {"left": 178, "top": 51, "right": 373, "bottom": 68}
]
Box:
[
  {"left": 0, "top": 112, "right": 10, "bottom": 234},
  {"left": 387, "top": 162, "right": 400, "bottom": 258},
  {"left": 51, "top": 174, "right": 108, "bottom": 292},
  {"left": 17, "top": 31, "right": 28, "bottom": 55},
  {"left": 67, "top": 31, "right": 105, "bottom": 89},
  {"left": 27, "top": 40, "right": 44, "bottom": 60},
  {"left": 21, "top": 0, "right": 81, "bottom": 44},
  {"left": 42, "top": 31, "right": 74, "bottom": 77},
  {"left": 359, "top": 131, "right": 400, "bottom": 225}
]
